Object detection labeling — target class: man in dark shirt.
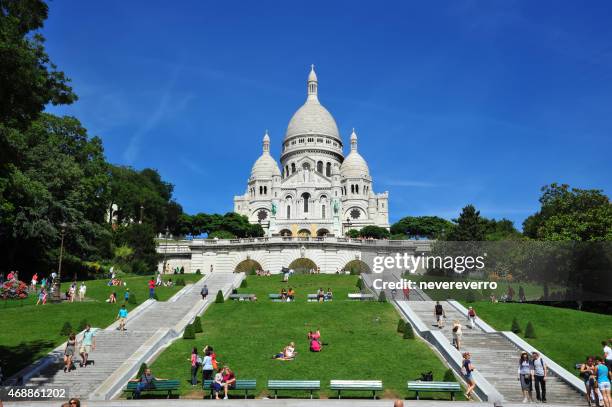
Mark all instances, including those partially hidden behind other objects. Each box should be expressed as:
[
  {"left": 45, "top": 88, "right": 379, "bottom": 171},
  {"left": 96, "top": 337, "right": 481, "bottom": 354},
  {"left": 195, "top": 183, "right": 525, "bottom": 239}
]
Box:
[
  {"left": 131, "top": 368, "right": 164, "bottom": 398},
  {"left": 434, "top": 301, "right": 446, "bottom": 328}
]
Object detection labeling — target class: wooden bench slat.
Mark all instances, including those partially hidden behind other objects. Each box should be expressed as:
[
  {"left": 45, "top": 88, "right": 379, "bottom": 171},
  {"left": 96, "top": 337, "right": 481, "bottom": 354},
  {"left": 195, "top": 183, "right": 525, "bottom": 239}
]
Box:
[{"left": 407, "top": 381, "right": 460, "bottom": 401}]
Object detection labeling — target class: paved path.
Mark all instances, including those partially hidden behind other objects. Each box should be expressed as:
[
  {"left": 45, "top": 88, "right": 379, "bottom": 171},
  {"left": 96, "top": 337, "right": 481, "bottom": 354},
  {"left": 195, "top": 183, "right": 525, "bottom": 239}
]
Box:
[
  {"left": 20, "top": 272, "right": 241, "bottom": 400},
  {"left": 404, "top": 301, "right": 584, "bottom": 405}
]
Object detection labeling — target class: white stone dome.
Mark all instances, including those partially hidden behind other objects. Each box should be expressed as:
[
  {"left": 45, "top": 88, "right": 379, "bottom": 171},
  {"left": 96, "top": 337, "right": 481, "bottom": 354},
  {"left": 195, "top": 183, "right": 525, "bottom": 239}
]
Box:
[
  {"left": 284, "top": 66, "right": 341, "bottom": 142},
  {"left": 251, "top": 131, "right": 281, "bottom": 178},
  {"left": 286, "top": 102, "right": 340, "bottom": 140},
  {"left": 341, "top": 129, "right": 369, "bottom": 178}
]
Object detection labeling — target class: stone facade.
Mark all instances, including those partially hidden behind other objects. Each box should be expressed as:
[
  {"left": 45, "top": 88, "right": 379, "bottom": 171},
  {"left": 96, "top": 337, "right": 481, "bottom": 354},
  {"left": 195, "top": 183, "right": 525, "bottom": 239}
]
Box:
[{"left": 233, "top": 66, "right": 389, "bottom": 237}]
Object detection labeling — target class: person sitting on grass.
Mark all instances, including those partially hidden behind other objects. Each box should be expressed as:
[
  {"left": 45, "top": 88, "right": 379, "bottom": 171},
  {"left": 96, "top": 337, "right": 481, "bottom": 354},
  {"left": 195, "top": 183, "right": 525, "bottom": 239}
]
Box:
[
  {"left": 280, "top": 288, "right": 287, "bottom": 301},
  {"left": 273, "top": 342, "right": 297, "bottom": 360},
  {"left": 221, "top": 366, "right": 236, "bottom": 400},
  {"left": 317, "top": 287, "right": 325, "bottom": 302},
  {"left": 108, "top": 292, "right": 117, "bottom": 303},
  {"left": 287, "top": 287, "right": 295, "bottom": 301},
  {"left": 310, "top": 337, "right": 322, "bottom": 352}
]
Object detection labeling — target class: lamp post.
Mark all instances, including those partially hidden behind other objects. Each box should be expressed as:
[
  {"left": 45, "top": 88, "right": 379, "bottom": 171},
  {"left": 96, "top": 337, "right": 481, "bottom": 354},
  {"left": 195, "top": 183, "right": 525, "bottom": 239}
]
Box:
[
  {"left": 344, "top": 217, "right": 352, "bottom": 236},
  {"left": 52, "top": 222, "right": 67, "bottom": 302},
  {"left": 139, "top": 205, "right": 144, "bottom": 224},
  {"left": 162, "top": 226, "right": 170, "bottom": 276}
]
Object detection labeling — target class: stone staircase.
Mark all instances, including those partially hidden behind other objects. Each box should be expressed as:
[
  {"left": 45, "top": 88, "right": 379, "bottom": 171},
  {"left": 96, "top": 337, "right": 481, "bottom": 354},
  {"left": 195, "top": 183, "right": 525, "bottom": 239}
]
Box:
[
  {"left": 21, "top": 272, "right": 239, "bottom": 400},
  {"left": 406, "top": 301, "right": 585, "bottom": 404}
]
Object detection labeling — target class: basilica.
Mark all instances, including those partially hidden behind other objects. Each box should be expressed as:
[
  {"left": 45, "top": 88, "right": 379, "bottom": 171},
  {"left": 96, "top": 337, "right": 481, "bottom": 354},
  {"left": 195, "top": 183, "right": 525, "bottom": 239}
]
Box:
[{"left": 233, "top": 66, "right": 389, "bottom": 237}]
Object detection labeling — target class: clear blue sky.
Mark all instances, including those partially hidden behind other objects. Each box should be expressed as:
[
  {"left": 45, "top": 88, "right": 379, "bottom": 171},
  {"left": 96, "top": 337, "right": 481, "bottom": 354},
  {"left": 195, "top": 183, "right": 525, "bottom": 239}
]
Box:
[{"left": 43, "top": 0, "right": 612, "bottom": 228}]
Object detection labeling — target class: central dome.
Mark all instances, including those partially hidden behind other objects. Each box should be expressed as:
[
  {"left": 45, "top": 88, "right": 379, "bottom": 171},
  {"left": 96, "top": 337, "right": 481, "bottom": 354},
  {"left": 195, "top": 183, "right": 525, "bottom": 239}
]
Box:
[
  {"left": 284, "top": 66, "right": 341, "bottom": 142},
  {"left": 285, "top": 102, "right": 340, "bottom": 140}
]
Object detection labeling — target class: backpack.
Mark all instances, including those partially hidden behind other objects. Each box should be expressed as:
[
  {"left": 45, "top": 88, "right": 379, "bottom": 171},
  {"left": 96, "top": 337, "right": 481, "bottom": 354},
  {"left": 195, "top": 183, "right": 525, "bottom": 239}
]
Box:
[{"left": 420, "top": 371, "right": 433, "bottom": 381}]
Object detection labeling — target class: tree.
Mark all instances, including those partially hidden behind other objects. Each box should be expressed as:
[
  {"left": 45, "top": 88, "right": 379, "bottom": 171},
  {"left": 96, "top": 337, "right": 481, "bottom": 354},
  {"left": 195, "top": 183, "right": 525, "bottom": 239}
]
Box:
[
  {"left": 345, "top": 229, "right": 360, "bottom": 238},
  {"left": 391, "top": 216, "right": 453, "bottom": 239},
  {"left": 446, "top": 205, "right": 485, "bottom": 241},
  {"left": 359, "top": 225, "right": 390, "bottom": 239},
  {"left": 0, "top": 0, "right": 77, "bottom": 129},
  {"left": 523, "top": 184, "right": 612, "bottom": 241}
]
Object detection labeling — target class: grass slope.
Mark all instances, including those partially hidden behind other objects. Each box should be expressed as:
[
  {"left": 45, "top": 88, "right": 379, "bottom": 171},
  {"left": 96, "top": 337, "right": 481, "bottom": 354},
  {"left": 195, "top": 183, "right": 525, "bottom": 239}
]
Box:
[
  {"left": 0, "top": 274, "right": 201, "bottom": 377},
  {"left": 469, "top": 301, "right": 612, "bottom": 373},
  {"left": 150, "top": 275, "right": 456, "bottom": 399}
]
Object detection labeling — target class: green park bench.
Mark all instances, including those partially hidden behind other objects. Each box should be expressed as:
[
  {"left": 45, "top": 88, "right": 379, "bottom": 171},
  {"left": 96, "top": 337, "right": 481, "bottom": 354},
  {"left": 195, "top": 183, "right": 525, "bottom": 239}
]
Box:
[
  {"left": 124, "top": 379, "right": 180, "bottom": 399},
  {"left": 348, "top": 293, "right": 375, "bottom": 301},
  {"left": 228, "top": 293, "right": 256, "bottom": 301},
  {"left": 307, "top": 293, "right": 332, "bottom": 302},
  {"left": 407, "top": 381, "right": 461, "bottom": 400},
  {"left": 202, "top": 379, "right": 257, "bottom": 399},
  {"left": 267, "top": 380, "right": 320, "bottom": 399},
  {"left": 330, "top": 380, "right": 383, "bottom": 399},
  {"left": 269, "top": 293, "right": 283, "bottom": 301}
]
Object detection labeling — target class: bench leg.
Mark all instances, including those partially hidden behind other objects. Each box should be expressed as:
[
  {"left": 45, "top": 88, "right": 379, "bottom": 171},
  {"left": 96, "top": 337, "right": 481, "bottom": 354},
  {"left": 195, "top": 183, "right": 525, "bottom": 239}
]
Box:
[
  {"left": 451, "top": 391, "right": 455, "bottom": 401},
  {"left": 416, "top": 391, "right": 420, "bottom": 400},
  {"left": 338, "top": 390, "right": 341, "bottom": 399},
  {"left": 372, "top": 390, "right": 376, "bottom": 399},
  {"left": 274, "top": 390, "right": 278, "bottom": 399},
  {"left": 167, "top": 390, "right": 171, "bottom": 399}
]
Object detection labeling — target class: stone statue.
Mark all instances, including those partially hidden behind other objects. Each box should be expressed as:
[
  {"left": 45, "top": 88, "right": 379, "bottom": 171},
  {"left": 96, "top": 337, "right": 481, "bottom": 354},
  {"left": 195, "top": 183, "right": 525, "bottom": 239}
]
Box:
[
  {"left": 333, "top": 199, "right": 339, "bottom": 214},
  {"left": 271, "top": 202, "right": 277, "bottom": 216}
]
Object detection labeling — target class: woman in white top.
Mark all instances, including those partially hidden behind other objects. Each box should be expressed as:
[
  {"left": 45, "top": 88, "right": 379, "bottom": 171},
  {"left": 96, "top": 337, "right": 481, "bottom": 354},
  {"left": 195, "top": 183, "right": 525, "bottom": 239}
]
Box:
[{"left": 78, "top": 283, "right": 86, "bottom": 301}]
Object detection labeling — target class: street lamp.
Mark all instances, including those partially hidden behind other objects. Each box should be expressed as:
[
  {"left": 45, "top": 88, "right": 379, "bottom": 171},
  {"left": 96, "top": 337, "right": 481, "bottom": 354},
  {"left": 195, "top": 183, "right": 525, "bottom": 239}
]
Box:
[
  {"left": 139, "top": 204, "right": 144, "bottom": 224},
  {"left": 52, "top": 222, "right": 67, "bottom": 302},
  {"left": 162, "top": 226, "right": 170, "bottom": 276}
]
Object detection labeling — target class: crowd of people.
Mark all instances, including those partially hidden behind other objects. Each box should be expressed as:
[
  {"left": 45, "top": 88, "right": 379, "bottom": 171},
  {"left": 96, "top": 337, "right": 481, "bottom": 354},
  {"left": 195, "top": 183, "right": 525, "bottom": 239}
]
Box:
[{"left": 580, "top": 343, "right": 612, "bottom": 407}]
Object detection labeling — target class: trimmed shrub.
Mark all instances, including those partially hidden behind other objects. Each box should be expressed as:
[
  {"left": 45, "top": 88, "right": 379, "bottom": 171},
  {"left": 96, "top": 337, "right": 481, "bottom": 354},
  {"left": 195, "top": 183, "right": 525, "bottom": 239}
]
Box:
[
  {"left": 77, "top": 319, "right": 88, "bottom": 332},
  {"left": 175, "top": 278, "right": 185, "bottom": 286},
  {"left": 60, "top": 322, "right": 73, "bottom": 336},
  {"left": 128, "top": 292, "right": 137, "bottom": 304},
  {"left": 378, "top": 290, "right": 387, "bottom": 303},
  {"left": 525, "top": 321, "right": 536, "bottom": 338},
  {"left": 511, "top": 317, "right": 521, "bottom": 334},
  {"left": 403, "top": 323, "right": 415, "bottom": 339},
  {"left": 397, "top": 319, "right": 406, "bottom": 333},
  {"left": 356, "top": 278, "right": 364, "bottom": 290},
  {"left": 215, "top": 290, "right": 224, "bottom": 303},
  {"left": 443, "top": 368, "right": 456, "bottom": 382},
  {"left": 153, "top": 293, "right": 159, "bottom": 300},
  {"left": 195, "top": 269, "right": 201, "bottom": 275},
  {"left": 192, "top": 316, "right": 203, "bottom": 333},
  {"left": 240, "top": 279, "right": 247, "bottom": 288},
  {"left": 183, "top": 324, "right": 195, "bottom": 339},
  {"left": 465, "top": 290, "right": 476, "bottom": 303},
  {"left": 136, "top": 362, "right": 148, "bottom": 378}
]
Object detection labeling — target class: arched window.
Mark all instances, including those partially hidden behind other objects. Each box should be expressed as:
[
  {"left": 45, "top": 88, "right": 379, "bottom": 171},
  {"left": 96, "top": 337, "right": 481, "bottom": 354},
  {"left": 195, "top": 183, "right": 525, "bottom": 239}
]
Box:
[
  {"left": 322, "top": 205, "right": 326, "bottom": 219},
  {"left": 259, "top": 186, "right": 263, "bottom": 195},
  {"left": 302, "top": 162, "right": 310, "bottom": 170},
  {"left": 287, "top": 205, "right": 291, "bottom": 219},
  {"left": 302, "top": 192, "right": 310, "bottom": 212},
  {"left": 355, "top": 184, "right": 359, "bottom": 194},
  {"left": 285, "top": 166, "right": 289, "bottom": 177},
  {"left": 291, "top": 163, "right": 296, "bottom": 174},
  {"left": 351, "top": 185, "right": 354, "bottom": 194},
  {"left": 264, "top": 186, "right": 267, "bottom": 194},
  {"left": 317, "top": 161, "right": 323, "bottom": 173},
  {"left": 326, "top": 162, "right": 331, "bottom": 177}
]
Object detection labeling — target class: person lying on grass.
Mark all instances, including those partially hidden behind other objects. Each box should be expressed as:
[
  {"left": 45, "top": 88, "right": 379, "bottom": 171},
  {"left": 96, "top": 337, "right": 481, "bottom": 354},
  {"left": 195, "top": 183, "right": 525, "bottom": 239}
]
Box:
[
  {"left": 310, "top": 337, "right": 322, "bottom": 352},
  {"left": 273, "top": 342, "right": 297, "bottom": 360}
]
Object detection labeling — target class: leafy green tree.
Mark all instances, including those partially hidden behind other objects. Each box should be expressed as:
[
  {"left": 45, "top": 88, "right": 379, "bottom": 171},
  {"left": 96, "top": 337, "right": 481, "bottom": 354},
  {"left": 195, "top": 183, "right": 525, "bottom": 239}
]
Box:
[
  {"left": 523, "top": 184, "right": 612, "bottom": 241},
  {"left": 345, "top": 229, "right": 360, "bottom": 238},
  {"left": 391, "top": 216, "right": 453, "bottom": 239},
  {"left": 359, "top": 225, "right": 390, "bottom": 239}
]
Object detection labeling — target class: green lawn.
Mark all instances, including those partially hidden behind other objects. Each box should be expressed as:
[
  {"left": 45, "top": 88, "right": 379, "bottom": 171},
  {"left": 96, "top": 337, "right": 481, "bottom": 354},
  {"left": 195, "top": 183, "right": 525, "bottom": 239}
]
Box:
[
  {"left": 0, "top": 273, "right": 201, "bottom": 377},
  {"left": 468, "top": 301, "right": 612, "bottom": 373},
  {"left": 150, "top": 275, "right": 457, "bottom": 399}
]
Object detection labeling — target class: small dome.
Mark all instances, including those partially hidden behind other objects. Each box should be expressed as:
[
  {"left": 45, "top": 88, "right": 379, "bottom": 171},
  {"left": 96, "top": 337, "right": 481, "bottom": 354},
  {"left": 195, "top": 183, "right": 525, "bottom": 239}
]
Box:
[
  {"left": 341, "top": 129, "right": 369, "bottom": 178},
  {"left": 251, "top": 154, "right": 281, "bottom": 178},
  {"left": 341, "top": 151, "right": 369, "bottom": 178},
  {"left": 251, "top": 131, "right": 281, "bottom": 178}
]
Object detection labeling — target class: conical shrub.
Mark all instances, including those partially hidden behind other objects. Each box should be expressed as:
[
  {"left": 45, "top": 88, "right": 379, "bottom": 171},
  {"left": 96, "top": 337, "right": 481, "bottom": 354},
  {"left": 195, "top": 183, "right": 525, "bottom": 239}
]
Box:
[
  {"left": 136, "top": 362, "right": 147, "bottom": 378},
  {"left": 128, "top": 292, "right": 137, "bottom": 304},
  {"left": 511, "top": 317, "right": 521, "bottom": 334},
  {"left": 403, "top": 323, "right": 415, "bottom": 339},
  {"left": 524, "top": 321, "right": 536, "bottom": 338},
  {"left": 77, "top": 319, "right": 88, "bottom": 332},
  {"left": 183, "top": 324, "right": 195, "bottom": 339},
  {"left": 397, "top": 319, "right": 406, "bottom": 333},
  {"left": 240, "top": 279, "right": 247, "bottom": 288},
  {"left": 192, "top": 316, "right": 203, "bottom": 333},
  {"left": 215, "top": 290, "right": 224, "bottom": 303},
  {"left": 443, "top": 368, "right": 456, "bottom": 382},
  {"left": 378, "top": 290, "right": 387, "bottom": 303},
  {"left": 60, "top": 322, "right": 73, "bottom": 336}
]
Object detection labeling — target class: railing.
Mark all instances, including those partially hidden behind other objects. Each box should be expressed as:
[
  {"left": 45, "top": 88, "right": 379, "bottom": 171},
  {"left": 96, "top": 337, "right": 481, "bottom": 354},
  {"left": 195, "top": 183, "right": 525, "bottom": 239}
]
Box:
[{"left": 156, "top": 236, "right": 432, "bottom": 252}]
